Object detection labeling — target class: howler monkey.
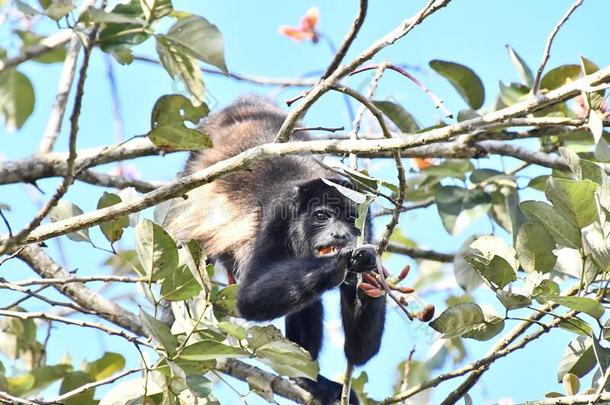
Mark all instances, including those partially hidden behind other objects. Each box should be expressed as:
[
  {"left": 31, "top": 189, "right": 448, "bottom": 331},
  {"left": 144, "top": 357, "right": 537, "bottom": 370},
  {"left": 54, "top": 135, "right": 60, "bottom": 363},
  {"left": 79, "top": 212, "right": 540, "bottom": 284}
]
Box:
[{"left": 168, "top": 96, "right": 386, "bottom": 404}]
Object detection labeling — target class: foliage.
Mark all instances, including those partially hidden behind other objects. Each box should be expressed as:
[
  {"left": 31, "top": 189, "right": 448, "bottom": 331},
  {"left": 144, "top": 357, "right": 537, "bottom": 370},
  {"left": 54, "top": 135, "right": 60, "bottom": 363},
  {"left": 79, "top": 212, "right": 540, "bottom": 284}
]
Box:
[{"left": 0, "top": 1, "right": 609, "bottom": 404}]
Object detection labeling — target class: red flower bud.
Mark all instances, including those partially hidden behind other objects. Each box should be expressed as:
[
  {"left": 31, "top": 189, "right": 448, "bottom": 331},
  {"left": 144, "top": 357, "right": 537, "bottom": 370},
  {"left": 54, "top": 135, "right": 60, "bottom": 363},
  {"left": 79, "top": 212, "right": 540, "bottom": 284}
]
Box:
[{"left": 416, "top": 304, "right": 435, "bottom": 322}]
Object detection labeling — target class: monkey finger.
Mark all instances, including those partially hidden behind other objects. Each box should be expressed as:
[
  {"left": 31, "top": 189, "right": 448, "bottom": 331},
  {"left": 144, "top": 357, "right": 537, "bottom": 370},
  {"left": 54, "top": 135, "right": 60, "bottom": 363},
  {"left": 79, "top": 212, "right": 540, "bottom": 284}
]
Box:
[
  {"left": 362, "top": 272, "right": 381, "bottom": 288},
  {"left": 358, "top": 282, "right": 377, "bottom": 291}
]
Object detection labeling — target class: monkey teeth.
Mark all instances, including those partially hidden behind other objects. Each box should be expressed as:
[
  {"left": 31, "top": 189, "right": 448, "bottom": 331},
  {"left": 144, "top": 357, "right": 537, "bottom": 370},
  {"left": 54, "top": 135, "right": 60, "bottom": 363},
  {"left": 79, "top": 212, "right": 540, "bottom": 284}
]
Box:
[{"left": 316, "top": 245, "right": 341, "bottom": 256}]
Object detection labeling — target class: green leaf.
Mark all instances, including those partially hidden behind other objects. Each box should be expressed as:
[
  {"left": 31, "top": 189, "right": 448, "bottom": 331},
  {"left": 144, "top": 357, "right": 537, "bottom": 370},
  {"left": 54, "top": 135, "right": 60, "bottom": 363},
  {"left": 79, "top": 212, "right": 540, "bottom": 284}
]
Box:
[
  {"left": 9, "top": 365, "right": 72, "bottom": 396},
  {"left": 97, "top": 192, "right": 129, "bottom": 243},
  {"left": 149, "top": 124, "right": 212, "bottom": 151},
  {"left": 16, "top": 30, "right": 66, "bottom": 63},
  {"left": 435, "top": 186, "right": 491, "bottom": 235},
  {"left": 140, "top": 310, "right": 178, "bottom": 355},
  {"left": 540, "top": 65, "right": 581, "bottom": 91},
  {"left": 465, "top": 235, "right": 518, "bottom": 289},
  {"left": 160, "top": 264, "right": 202, "bottom": 301},
  {"left": 84, "top": 352, "right": 125, "bottom": 381},
  {"left": 179, "top": 340, "right": 248, "bottom": 361},
  {"left": 520, "top": 200, "right": 582, "bottom": 249},
  {"left": 218, "top": 322, "right": 246, "bottom": 340},
  {"left": 497, "top": 290, "right": 532, "bottom": 310},
  {"left": 164, "top": 15, "right": 227, "bottom": 72},
  {"left": 42, "top": 0, "right": 75, "bottom": 20},
  {"left": 213, "top": 284, "right": 239, "bottom": 318},
  {"left": 559, "top": 316, "right": 594, "bottom": 337},
  {"left": 453, "top": 236, "right": 483, "bottom": 293},
  {"left": 245, "top": 325, "right": 286, "bottom": 351},
  {"left": 97, "top": 1, "right": 148, "bottom": 51},
  {"left": 516, "top": 222, "right": 557, "bottom": 273},
  {"left": 545, "top": 177, "right": 598, "bottom": 229},
  {"left": 499, "top": 81, "right": 529, "bottom": 106},
  {"left": 429, "top": 60, "right": 484, "bottom": 109},
  {"left": 529, "top": 175, "right": 548, "bottom": 192},
  {"left": 456, "top": 109, "right": 480, "bottom": 122},
  {"left": 372, "top": 100, "right": 420, "bottom": 133},
  {"left": 135, "top": 219, "right": 178, "bottom": 280},
  {"left": 15, "top": 0, "right": 41, "bottom": 16},
  {"left": 49, "top": 201, "right": 91, "bottom": 243},
  {"left": 255, "top": 340, "right": 319, "bottom": 380},
  {"left": 429, "top": 303, "right": 486, "bottom": 339},
  {"left": 532, "top": 279, "right": 560, "bottom": 298},
  {"left": 506, "top": 45, "right": 533, "bottom": 87},
  {"left": 592, "top": 337, "right": 610, "bottom": 391},
  {"left": 139, "top": 0, "right": 172, "bottom": 21},
  {"left": 79, "top": 9, "right": 146, "bottom": 24},
  {"left": 423, "top": 159, "right": 474, "bottom": 180},
  {"left": 151, "top": 94, "right": 209, "bottom": 127},
  {"left": 60, "top": 371, "right": 95, "bottom": 405},
  {"left": 558, "top": 336, "right": 596, "bottom": 382},
  {"left": 462, "top": 307, "right": 505, "bottom": 341},
  {"left": 538, "top": 296, "right": 604, "bottom": 319},
  {"left": 156, "top": 36, "right": 205, "bottom": 104},
  {"left": 185, "top": 374, "right": 212, "bottom": 398},
  {"left": 0, "top": 70, "right": 35, "bottom": 131}
]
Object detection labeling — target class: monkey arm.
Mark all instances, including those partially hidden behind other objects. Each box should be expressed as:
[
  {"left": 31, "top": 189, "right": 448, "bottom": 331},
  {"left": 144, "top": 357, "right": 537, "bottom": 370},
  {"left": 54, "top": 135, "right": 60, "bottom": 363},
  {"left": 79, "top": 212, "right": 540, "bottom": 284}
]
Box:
[
  {"left": 340, "top": 274, "right": 387, "bottom": 366},
  {"left": 236, "top": 254, "right": 349, "bottom": 321}
]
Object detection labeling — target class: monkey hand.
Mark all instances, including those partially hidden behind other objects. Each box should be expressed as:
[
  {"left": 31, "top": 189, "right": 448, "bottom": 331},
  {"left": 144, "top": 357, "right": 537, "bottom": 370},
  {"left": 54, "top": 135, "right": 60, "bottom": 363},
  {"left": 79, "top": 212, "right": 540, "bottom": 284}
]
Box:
[{"left": 348, "top": 244, "right": 378, "bottom": 273}]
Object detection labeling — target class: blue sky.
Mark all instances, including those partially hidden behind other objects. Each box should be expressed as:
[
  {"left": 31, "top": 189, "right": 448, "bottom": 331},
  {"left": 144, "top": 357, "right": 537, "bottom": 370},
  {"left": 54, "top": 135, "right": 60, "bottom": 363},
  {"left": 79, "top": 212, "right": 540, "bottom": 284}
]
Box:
[{"left": 1, "top": 0, "right": 609, "bottom": 403}]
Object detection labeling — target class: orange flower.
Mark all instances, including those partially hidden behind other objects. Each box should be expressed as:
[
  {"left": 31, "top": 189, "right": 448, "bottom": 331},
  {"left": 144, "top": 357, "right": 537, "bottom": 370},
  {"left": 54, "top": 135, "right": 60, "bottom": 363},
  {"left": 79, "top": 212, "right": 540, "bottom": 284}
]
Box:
[
  {"left": 278, "top": 6, "right": 320, "bottom": 43},
  {"left": 411, "top": 157, "right": 436, "bottom": 170}
]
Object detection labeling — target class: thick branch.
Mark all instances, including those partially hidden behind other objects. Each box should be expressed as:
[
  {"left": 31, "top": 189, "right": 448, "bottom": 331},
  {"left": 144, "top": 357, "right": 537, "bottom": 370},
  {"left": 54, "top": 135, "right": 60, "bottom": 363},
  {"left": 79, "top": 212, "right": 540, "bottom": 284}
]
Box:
[{"left": 215, "top": 359, "right": 314, "bottom": 404}]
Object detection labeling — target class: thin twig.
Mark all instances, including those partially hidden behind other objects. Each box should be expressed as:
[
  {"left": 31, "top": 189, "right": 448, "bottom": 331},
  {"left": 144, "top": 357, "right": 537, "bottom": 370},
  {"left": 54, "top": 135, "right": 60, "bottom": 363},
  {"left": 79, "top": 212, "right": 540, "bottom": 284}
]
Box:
[
  {"left": 0, "top": 309, "right": 151, "bottom": 347},
  {"left": 322, "top": 0, "right": 369, "bottom": 79},
  {"left": 384, "top": 309, "right": 580, "bottom": 404},
  {"left": 532, "top": 0, "right": 585, "bottom": 94},
  {"left": 133, "top": 55, "right": 317, "bottom": 87},
  {"left": 351, "top": 63, "right": 454, "bottom": 118},
  {"left": 45, "top": 368, "right": 142, "bottom": 404},
  {"left": 293, "top": 126, "right": 344, "bottom": 133}
]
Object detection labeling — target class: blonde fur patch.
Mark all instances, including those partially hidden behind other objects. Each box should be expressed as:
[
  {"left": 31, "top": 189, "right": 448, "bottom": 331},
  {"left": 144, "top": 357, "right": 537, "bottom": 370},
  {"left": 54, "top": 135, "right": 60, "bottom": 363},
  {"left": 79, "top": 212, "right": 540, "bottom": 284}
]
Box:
[{"left": 166, "top": 182, "right": 259, "bottom": 266}]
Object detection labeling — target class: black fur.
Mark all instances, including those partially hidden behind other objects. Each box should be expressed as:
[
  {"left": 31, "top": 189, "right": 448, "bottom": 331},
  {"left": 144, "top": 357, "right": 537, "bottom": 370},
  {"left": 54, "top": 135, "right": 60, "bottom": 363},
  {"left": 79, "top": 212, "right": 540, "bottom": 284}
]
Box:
[{"left": 178, "top": 96, "right": 386, "bottom": 404}]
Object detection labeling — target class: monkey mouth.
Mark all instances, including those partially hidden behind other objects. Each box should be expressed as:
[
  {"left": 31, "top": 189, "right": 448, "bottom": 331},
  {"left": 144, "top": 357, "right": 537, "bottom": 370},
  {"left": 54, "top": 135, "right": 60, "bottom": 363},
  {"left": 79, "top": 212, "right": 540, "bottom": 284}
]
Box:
[{"left": 315, "top": 244, "right": 342, "bottom": 257}]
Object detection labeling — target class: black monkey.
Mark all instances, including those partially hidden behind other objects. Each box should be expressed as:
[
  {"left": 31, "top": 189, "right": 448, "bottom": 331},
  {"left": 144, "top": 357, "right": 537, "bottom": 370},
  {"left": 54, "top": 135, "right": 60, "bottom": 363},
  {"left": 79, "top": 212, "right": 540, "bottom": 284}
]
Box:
[{"left": 168, "top": 96, "right": 386, "bottom": 404}]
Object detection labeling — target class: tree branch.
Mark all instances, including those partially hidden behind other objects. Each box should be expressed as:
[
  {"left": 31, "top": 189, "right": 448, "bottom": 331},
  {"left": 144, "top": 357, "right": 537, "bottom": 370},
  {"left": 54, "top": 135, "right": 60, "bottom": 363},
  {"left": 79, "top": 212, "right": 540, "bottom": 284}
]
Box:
[
  {"left": 532, "top": 0, "right": 585, "bottom": 94},
  {"left": 0, "top": 31, "right": 72, "bottom": 75},
  {"left": 321, "top": 0, "right": 368, "bottom": 79},
  {"left": 1, "top": 67, "right": 609, "bottom": 248}
]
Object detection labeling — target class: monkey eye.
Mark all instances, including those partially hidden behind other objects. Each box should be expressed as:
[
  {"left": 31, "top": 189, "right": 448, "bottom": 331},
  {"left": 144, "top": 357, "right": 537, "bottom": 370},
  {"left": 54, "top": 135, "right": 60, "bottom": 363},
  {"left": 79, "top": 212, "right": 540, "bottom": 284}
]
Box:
[{"left": 313, "top": 210, "right": 330, "bottom": 222}]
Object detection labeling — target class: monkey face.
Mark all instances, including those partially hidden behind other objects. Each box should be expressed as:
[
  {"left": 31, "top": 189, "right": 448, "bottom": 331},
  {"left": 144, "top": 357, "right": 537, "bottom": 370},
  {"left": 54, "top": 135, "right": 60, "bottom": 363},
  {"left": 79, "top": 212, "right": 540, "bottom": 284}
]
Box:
[{"left": 289, "top": 179, "right": 360, "bottom": 257}]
